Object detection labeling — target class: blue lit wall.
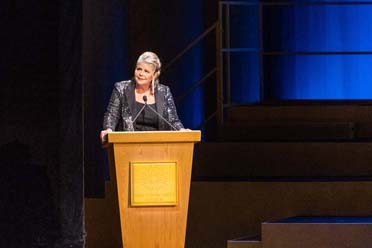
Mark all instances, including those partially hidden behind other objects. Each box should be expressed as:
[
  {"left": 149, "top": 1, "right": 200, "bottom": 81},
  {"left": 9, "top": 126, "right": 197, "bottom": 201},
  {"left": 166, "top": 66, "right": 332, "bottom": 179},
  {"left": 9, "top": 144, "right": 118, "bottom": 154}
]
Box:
[
  {"left": 228, "top": 2, "right": 260, "bottom": 103},
  {"left": 173, "top": 44, "right": 204, "bottom": 130},
  {"left": 224, "top": 1, "right": 260, "bottom": 103},
  {"left": 265, "top": 55, "right": 372, "bottom": 99},
  {"left": 263, "top": 2, "right": 372, "bottom": 100},
  {"left": 178, "top": 2, "right": 204, "bottom": 131},
  {"left": 159, "top": 0, "right": 204, "bottom": 130}
]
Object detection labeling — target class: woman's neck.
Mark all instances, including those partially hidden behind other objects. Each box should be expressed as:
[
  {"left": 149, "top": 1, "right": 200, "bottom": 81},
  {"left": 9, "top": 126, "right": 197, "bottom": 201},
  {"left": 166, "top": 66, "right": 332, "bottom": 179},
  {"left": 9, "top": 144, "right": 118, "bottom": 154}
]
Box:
[{"left": 135, "top": 85, "right": 150, "bottom": 94}]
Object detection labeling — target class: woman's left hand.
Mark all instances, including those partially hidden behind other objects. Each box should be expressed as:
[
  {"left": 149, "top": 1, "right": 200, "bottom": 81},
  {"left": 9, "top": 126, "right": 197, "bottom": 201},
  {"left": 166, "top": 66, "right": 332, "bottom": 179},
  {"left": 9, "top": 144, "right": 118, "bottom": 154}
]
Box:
[{"left": 179, "top": 128, "right": 191, "bottom": 131}]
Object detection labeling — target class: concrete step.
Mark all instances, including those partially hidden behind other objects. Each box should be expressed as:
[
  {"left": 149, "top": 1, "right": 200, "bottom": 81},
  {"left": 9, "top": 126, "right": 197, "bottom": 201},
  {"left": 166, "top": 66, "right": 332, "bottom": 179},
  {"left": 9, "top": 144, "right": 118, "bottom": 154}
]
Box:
[
  {"left": 224, "top": 105, "right": 372, "bottom": 139},
  {"left": 192, "top": 142, "right": 372, "bottom": 180},
  {"left": 227, "top": 105, "right": 372, "bottom": 123},
  {"left": 227, "top": 236, "right": 262, "bottom": 248},
  {"left": 218, "top": 121, "right": 354, "bottom": 141},
  {"left": 186, "top": 182, "right": 372, "bottom": 248},
  {"left": 262, "top": 216, "right": 372, "bottom": 248}
]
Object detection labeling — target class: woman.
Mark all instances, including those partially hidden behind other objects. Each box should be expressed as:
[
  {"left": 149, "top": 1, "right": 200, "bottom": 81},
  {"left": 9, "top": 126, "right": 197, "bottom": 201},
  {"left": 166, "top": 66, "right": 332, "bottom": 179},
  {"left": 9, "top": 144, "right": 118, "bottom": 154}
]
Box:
[{"left": 100, "top": 51, "right": 185, "bottom": 144}]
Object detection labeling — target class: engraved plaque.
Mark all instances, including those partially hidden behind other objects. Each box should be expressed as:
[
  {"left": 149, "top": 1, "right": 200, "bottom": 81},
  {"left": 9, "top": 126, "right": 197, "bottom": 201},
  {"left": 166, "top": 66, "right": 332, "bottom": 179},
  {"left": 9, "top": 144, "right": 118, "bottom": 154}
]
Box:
[{"left": 130, "top": 162, "right": 177, "bottom": 206}]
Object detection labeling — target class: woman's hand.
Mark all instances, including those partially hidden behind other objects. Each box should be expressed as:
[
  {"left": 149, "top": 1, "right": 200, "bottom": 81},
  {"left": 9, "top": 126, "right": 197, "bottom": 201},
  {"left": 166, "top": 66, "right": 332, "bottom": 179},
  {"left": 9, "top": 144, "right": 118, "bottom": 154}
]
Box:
[
  {"left": 100, "top": 128, "right": 113, "bottom": 146},
  {"left": 179, "top": 128, "right": 191, "bottom": 131}
]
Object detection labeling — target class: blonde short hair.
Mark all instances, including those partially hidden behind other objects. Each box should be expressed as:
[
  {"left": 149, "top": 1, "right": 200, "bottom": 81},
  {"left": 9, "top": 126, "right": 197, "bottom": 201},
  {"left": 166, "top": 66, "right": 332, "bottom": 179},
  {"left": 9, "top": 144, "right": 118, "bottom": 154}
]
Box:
[
  {"left": 136, "top": 51, "right": 161, "bottom": 92},
  {"left": 137, "top": 51, "right": 161, "bottom": 73}
]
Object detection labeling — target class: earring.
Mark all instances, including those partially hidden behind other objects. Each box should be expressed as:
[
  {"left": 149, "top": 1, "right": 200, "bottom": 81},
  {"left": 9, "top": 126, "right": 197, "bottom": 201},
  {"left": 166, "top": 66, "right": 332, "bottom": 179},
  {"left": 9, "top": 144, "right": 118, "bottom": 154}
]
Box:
[{"left": 151, "top": 78, "right": 155, "bottom": 93}]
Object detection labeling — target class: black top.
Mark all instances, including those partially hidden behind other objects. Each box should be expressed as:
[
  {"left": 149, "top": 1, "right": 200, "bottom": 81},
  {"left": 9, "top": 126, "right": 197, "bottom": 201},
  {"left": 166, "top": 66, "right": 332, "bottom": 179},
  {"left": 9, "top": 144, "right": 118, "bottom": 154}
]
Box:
[{"left": 134, "top": 101, "right": 158, "bottom": 131}]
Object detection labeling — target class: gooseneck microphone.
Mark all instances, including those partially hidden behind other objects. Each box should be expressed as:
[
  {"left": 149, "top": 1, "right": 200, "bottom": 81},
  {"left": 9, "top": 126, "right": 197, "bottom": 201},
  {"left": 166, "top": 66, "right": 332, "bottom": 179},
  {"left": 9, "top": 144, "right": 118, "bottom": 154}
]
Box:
[
  {"left": 143, "top": 96, "right": 178, "bottom": 131},
  {"left": 131, "top": 95, "right": 148, "bottom": 125},
  {"left": 132, "top": 95, "right": 178, "bottom": 131}
]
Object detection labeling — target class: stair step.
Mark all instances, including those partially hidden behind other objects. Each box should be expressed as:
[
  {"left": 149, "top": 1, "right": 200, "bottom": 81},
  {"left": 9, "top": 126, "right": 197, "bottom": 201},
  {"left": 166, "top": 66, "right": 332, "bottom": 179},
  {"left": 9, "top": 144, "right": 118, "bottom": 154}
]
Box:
[
  {"left": 187, "top": 182, "right": 372, "bottom": 248},
  {"left": 224, "top": 105, "right": 372, "bottom": 139},
  {"left": 192, "top": 142, "right": 372, "bottom": 179},
  {"left": 356, "top": 122, "right": 372, "bottom": 139},
  {"left": 227, "top": 236, "right": 262, "bottom": 248},
  {"left": 218, "top": 122, "right": 354, "bottom": 141},
  {"left": 262, "top": 216, "right": 372, "bottom": 248},
  {"left": 227, "top": 105, "right": 372, "bottom": 123}
]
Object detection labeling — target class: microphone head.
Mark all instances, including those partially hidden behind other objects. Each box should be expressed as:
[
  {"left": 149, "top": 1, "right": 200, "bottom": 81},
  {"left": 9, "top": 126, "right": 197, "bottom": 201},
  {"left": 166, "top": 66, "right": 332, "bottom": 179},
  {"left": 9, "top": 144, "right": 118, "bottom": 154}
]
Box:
[{"left": 143, "top": 95, "right": 148, "bottom": 102}]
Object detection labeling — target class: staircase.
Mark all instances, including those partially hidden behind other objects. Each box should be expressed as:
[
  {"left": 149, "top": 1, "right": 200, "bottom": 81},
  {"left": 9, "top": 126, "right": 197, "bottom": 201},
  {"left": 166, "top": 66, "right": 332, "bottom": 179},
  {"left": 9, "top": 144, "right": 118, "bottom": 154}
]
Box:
[
  {"left": 228, "top": 216, "right": 372, "bottom": 248},
  {"left": 228, "top": 236, "right": 261, "bottom": 248},
  {"left": 218, "top": 103, "right": 372, "bottom": 142},
  {"left": 186, "top": 103, "right": 372, "bottom": 248}
]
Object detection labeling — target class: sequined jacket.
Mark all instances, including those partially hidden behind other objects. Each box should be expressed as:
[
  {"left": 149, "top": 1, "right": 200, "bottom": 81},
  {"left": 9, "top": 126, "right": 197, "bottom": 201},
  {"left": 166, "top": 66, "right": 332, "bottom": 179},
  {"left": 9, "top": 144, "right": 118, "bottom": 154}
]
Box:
[{"left": 103, "top": 80, "right": 184, "bottom": 131}]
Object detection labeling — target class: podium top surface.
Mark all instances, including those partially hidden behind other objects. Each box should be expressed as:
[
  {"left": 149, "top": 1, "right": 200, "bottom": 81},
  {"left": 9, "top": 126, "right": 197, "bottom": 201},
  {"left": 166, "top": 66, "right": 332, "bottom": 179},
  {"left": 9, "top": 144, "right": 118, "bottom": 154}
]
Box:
[{"left": 107, "top": 130, "right": 201, "bottom": 144}]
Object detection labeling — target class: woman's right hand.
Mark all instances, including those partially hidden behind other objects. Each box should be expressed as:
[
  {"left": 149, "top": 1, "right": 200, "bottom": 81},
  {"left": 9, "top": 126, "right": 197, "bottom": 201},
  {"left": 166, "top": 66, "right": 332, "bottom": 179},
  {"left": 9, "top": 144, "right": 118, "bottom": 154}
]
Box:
[{"left": 100, "top": 128, "right": 113, "bottom": 146}]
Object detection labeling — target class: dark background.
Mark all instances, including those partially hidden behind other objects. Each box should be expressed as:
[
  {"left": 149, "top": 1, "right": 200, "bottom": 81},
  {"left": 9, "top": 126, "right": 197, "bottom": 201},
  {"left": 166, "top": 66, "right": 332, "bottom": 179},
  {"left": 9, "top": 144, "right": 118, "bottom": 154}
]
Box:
[
  {"left": 0, "top": 0, "right": 218, "bottom": 247},
  {"left": 2, "top": 0, "right": 371, "bottom": 247}
]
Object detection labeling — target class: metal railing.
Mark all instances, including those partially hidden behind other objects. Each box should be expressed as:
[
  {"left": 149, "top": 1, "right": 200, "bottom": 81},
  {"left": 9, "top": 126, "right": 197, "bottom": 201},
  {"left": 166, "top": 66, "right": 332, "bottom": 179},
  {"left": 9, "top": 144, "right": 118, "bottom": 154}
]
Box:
[
  {"left": 218, "top": 1, "right": 265, "bottom": 125},
  {"left": 163, "top": 1, "right": 264, "bottom": 128},
  {"left": 162, "top": 21, "right": 221, "bottom": 130}
]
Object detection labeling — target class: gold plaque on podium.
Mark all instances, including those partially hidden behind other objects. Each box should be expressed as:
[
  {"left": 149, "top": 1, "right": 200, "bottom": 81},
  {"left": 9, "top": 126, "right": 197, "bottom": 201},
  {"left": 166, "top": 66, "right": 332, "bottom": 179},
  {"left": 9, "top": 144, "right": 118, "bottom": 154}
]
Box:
[{"left": 130, "top": 162, "right": 178, "bottom": 206}]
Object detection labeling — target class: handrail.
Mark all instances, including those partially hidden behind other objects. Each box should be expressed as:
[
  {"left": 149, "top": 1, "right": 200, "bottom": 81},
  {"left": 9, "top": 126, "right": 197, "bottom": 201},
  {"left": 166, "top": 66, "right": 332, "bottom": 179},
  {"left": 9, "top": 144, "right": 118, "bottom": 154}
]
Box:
[
  {"left": 161, "top": 20, "right": 221, "bottom": 135},
  {"left": 216, "top": 3, "right": 224, "bottom": 125},
  {"left": 197, "top": 110, "right": 218, "bottom": 130},
  {"left": 176, "top": 68, "right": 217, "bottom": 103},
  {"left": 163, "top": 22, "right": 219, "bottom": 71}
]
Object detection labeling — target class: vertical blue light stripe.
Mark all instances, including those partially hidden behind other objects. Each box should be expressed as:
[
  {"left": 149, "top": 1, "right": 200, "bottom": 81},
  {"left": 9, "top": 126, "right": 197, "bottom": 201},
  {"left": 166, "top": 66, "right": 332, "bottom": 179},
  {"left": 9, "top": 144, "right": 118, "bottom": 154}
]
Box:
[
  {"left": 227, "top": 1, "right": 260, "bottom": 103},
  {"left": 164, "top": 0, "right": 204, "bottom": 130}
]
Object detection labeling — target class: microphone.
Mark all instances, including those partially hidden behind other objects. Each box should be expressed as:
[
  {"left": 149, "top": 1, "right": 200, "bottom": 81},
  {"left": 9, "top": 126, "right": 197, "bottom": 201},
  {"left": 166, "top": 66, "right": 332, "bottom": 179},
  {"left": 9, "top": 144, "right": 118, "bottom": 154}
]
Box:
[
  {"left": 143, "top": 96, "right": 178, "bottom": 131},
  {"left": 131, "top": 95, "right": 148, "bottom": 126}
]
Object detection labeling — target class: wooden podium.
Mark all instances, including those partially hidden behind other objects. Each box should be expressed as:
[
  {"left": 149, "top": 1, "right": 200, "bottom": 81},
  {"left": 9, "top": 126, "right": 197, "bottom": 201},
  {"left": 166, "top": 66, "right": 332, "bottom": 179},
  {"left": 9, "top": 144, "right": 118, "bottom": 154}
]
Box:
[{"left": 106, "top": 131, "right": 201, "bottom": 248}]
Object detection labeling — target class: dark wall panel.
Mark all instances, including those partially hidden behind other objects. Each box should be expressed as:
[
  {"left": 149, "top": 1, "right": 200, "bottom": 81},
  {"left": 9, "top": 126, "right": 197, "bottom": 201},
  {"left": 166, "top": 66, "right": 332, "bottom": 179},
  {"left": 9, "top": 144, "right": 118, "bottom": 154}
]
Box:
[
  {"left": 83, "top": 0, "right": 128, "bottom": 197},
  {"left": 0, "top": 1, "right": 60, "bottom": 246},
  {"left": 58, "top": 1, "right": 85, "bottom": 247},
  {"left": 0, "top": 0, "right": 85, "bottom": 247}
]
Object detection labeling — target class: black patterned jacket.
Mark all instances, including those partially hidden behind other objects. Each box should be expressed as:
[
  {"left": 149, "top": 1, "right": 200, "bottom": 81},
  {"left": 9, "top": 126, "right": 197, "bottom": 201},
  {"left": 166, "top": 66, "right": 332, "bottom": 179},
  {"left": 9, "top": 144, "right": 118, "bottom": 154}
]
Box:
[{"left": 103, "top": 80, "right": 184, "bottom": 131}]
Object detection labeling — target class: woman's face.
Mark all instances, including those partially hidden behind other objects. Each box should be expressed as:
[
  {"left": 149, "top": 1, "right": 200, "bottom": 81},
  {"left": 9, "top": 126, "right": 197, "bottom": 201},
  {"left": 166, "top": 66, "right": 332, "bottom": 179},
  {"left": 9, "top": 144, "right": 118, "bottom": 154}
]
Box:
[{"left": 134, "top": 62, "right": 156, "bottom": 87}]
